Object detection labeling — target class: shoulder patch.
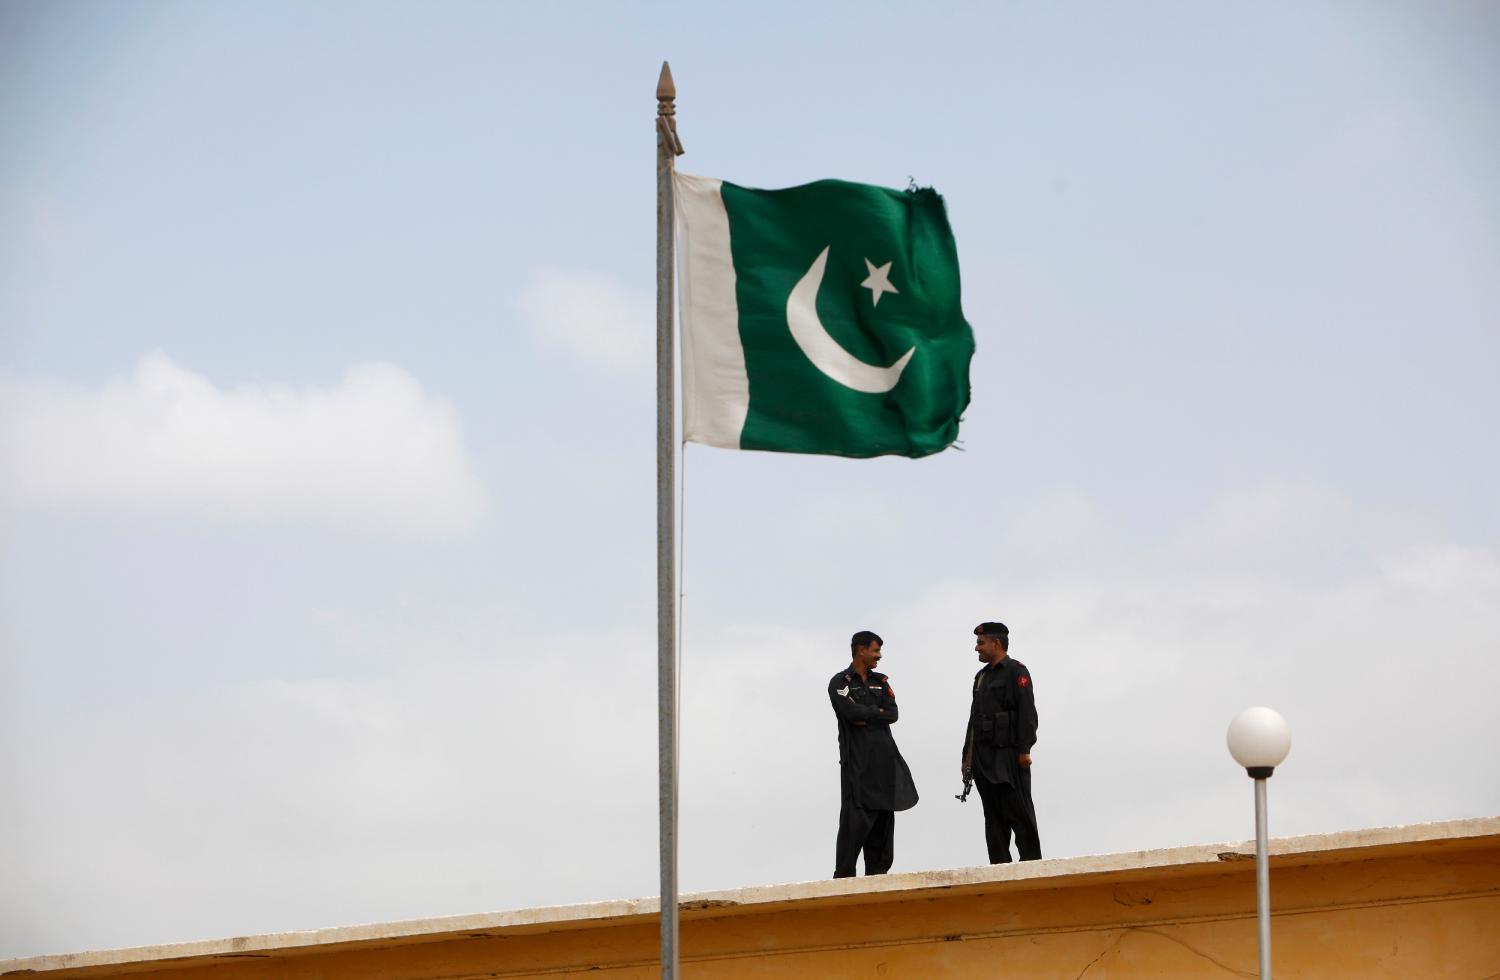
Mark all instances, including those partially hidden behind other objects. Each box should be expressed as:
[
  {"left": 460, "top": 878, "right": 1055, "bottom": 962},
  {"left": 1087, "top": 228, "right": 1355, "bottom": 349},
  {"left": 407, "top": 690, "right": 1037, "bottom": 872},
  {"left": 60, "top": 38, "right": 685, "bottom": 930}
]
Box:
[{"left": 1017, "top": 675, "right": 1030, "bottom": 688}]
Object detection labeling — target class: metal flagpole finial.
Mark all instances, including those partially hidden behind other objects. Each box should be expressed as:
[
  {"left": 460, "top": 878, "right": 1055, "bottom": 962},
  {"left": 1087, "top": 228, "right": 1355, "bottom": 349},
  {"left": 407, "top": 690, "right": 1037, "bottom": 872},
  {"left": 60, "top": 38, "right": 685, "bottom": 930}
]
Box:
[{"left": 656, "top": 61, "right": 684, "bottom": 156}]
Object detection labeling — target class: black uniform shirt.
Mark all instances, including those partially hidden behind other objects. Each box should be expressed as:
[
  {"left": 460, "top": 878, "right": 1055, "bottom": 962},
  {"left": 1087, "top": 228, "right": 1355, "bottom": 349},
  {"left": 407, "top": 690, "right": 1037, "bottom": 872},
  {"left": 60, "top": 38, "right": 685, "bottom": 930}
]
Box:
[
  {"left": 828, "top": 667, "right": 918, "bottom": 812},
  {"left": 961, "top": 656, "right": 1039, "bottom": 787}
]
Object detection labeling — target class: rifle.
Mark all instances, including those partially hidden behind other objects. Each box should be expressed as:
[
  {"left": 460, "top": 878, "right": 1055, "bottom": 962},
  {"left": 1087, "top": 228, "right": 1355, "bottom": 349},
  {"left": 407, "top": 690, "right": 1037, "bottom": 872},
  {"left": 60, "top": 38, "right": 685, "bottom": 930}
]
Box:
[{"left": 955, "top": 770, "right": 973, "bottom": 803}]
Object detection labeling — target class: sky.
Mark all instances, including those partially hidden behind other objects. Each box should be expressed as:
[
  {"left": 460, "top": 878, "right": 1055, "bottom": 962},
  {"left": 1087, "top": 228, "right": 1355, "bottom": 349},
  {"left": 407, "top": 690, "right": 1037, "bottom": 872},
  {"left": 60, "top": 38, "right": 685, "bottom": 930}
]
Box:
[{"left": 2, "top": 0, "right": 1498, "bottom": 961}]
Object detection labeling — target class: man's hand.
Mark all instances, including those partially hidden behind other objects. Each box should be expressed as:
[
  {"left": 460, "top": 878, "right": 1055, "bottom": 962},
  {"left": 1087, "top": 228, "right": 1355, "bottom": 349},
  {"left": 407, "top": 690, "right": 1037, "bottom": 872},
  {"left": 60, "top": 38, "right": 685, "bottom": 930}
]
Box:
[
  {"left": 1018, "top": 752, "right": 1032, "bottom": 768},
  {"left": 960, "top": 767, "right": 971, "bottom": 781}
]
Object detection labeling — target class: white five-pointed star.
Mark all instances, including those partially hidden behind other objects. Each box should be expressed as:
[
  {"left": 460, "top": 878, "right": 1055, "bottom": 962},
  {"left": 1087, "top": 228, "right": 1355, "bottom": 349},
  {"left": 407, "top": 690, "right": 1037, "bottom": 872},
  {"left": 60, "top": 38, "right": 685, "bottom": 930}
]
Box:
[{"left": 860, "top": 258, "right": 899, "bottom": 307}]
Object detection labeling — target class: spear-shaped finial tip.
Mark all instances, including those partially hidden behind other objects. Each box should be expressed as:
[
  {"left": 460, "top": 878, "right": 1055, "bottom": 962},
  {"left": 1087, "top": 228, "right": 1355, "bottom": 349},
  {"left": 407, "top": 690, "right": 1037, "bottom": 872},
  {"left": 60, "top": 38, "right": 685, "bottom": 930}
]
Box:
[{"left": 655, "top": 61, "right": 683, "bottom": 154}]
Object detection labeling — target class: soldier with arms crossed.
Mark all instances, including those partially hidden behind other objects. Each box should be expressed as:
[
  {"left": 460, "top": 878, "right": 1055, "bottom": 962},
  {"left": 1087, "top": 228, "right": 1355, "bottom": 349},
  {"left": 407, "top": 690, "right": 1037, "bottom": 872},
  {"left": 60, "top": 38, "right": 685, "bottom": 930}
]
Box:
[{"left": 828, "top": 630, "right": 918, "bottom": 878}]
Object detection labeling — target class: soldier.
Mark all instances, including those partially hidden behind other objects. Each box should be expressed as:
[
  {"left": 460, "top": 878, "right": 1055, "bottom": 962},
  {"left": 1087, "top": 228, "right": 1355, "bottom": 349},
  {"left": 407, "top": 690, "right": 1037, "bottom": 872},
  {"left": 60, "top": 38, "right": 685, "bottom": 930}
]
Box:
[
  {"left": 962, "top": 622, "right": 1041, "bottom": 862},
  {"left": 828, "top": 630, "right": 918, "bottom": 878}
]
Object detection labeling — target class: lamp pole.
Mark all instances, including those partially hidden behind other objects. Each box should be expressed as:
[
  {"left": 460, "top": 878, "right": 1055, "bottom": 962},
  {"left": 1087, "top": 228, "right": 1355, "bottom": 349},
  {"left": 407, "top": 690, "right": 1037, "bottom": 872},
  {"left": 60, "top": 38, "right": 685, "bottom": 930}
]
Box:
[
  {"left": 1251, "top": 769, "right": 1271, "bottom": 978},
  {"left": 1227, "top": 706, "right": 1291, "bottom": 980}
]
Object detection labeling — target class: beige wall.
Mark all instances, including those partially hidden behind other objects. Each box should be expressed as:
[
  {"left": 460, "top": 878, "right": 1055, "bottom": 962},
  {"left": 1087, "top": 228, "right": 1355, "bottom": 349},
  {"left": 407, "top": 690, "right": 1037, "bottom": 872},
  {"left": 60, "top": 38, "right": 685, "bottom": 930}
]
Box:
[{"left": 6, "top": 818, "right": 1498, "bottom": 979}]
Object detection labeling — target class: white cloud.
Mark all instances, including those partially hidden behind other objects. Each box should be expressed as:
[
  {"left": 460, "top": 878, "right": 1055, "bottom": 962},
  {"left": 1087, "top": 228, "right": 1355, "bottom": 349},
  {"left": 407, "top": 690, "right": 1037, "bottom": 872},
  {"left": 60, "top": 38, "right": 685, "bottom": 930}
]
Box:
[
  {"left": 0, "top": 354, "right": 486, "bottom": 539},
  {"left": 0, "top": 630, "right": 663, "bottom": 955},
  {"left": 518, "top": 269, "right": 652, "bottom": 373}
]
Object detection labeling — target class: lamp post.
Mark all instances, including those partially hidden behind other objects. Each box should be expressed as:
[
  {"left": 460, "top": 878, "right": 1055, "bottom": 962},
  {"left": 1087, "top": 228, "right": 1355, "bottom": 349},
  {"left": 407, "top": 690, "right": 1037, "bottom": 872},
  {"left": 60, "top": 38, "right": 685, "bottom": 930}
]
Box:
[{"left": 1226, "top": 706, "right": 1291, "bottom": 980}]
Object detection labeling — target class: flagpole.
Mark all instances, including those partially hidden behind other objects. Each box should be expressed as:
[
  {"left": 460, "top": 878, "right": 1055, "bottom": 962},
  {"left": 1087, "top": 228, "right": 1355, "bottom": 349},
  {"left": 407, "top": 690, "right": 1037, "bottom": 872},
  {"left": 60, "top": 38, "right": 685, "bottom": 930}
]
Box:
[{"left": 655, "top": 60, "right": 684, "bottom": 980}]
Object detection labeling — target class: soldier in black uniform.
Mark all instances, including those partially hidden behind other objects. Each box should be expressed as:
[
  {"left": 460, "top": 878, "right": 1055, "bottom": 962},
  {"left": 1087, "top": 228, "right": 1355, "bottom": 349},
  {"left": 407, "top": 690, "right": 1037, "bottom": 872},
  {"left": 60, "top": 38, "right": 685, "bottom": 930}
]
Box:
[
  {"left": 962, "top": 621, "right": 1041, "bottom": 862},
  {"left": 828, "top": 630, "right": 918, "bottom": 878}
]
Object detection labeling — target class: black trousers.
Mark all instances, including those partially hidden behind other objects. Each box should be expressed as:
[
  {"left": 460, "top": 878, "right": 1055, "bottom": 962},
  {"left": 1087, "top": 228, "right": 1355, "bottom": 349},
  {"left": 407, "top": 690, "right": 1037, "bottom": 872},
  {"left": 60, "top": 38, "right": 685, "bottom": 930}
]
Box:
[
  {"left": 833, "top": 800, "right": 894, "bottom": 878},
  {"left": 975, "top": 771, "right": 1041, "bottom": 863}
]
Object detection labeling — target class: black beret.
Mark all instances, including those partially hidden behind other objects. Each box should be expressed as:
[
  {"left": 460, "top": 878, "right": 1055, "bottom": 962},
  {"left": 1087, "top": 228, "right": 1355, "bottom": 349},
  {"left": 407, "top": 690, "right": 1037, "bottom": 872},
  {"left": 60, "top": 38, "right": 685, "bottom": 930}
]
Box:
[{"left": 974, "top": 622, "right": 1009, "bottom": 637}]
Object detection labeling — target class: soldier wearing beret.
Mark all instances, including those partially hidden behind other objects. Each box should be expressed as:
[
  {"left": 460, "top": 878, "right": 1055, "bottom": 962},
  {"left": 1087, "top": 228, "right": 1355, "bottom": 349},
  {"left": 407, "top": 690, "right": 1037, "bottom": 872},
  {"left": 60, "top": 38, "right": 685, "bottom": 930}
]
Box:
[
  {"left": 828, "top": 629, "right": 918, "bottom": 878},
  {"left": 962, "top": 621, "right": 1041, "bottom": 862}
]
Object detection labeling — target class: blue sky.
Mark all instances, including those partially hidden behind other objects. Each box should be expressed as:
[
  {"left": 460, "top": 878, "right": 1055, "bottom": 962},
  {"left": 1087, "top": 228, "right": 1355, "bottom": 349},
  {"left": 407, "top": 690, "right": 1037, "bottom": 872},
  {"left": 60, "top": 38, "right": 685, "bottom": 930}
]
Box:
[{"left": 3, "top": 0, "right": 1498, "bottom": 961}]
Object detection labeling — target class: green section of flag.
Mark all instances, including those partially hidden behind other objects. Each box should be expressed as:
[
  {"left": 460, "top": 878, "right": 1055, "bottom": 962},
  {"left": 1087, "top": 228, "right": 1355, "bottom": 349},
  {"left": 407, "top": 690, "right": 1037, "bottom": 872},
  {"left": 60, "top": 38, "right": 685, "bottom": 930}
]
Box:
[{"left": 720, "top": 179, "right": 973, "bottom": 458}]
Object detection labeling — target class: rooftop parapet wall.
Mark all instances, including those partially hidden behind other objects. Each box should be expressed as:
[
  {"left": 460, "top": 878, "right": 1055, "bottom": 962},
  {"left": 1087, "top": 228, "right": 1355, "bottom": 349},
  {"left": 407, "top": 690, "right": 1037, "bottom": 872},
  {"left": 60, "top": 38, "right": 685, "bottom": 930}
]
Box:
[{"left": 6, "top": 816, "right": 1499, "bottom": 978}]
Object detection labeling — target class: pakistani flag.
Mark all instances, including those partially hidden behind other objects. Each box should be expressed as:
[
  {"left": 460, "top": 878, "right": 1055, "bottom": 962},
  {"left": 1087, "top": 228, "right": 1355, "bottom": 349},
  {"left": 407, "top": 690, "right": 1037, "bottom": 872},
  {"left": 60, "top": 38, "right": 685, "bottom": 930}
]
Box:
[{"left": 674, "top": 173, "right": 974, "bottom": 459}]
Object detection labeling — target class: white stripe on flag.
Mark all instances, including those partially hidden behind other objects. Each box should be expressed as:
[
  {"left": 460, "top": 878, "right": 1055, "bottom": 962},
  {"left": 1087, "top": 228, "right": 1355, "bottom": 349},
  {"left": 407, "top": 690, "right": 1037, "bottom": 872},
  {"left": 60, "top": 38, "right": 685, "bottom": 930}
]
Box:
[{"left": 674, "top": 173, "right": 748, "bottom": 450}]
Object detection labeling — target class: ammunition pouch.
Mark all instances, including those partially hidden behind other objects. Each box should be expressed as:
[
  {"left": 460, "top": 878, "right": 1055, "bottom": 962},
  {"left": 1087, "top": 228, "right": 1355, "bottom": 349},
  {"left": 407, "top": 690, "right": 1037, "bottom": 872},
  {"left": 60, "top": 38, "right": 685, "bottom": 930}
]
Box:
[{"left": 979, "top": 711, "right": 1013, "bottom": 748}]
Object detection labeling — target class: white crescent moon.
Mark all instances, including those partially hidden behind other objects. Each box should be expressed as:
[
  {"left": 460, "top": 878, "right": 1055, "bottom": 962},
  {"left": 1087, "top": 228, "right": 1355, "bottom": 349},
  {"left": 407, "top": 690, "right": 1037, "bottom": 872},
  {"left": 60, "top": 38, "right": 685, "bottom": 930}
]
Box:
[{"left": 786, "top": 246, "right": 915, "bottom": 394}]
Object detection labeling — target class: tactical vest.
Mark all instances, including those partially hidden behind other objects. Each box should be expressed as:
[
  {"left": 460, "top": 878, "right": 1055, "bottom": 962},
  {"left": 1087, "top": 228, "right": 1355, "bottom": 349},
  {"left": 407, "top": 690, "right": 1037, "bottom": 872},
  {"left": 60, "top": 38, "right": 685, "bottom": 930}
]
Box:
[{"left": 974, "top": 665, "right": 1017, "bottom": 749}]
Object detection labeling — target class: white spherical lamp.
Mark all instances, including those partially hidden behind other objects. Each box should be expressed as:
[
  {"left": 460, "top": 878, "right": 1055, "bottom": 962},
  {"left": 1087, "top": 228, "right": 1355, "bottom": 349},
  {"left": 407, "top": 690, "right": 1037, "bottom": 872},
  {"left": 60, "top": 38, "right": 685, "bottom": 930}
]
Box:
[{"left": 1227, "top": 706, "right": 1292, "bottom": 777}]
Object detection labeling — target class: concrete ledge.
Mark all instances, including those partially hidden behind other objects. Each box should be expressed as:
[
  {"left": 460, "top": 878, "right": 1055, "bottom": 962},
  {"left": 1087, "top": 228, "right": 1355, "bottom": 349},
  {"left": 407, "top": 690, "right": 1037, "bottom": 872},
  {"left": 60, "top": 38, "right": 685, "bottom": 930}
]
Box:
[{"left": 6, "top": 815, "right": 1498, "bottom": 978}]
